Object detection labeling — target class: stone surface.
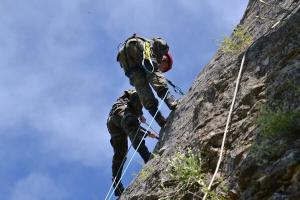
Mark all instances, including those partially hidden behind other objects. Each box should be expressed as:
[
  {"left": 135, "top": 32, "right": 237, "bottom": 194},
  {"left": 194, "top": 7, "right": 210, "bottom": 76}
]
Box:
[{"left": 120, "top": 0, "right": 300, "bottom": 199}]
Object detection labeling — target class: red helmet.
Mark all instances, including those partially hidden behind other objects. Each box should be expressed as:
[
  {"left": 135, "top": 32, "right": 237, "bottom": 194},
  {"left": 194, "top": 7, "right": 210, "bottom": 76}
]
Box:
[{"left": 159, "top": 52, "right": 173, "bottom": 72}]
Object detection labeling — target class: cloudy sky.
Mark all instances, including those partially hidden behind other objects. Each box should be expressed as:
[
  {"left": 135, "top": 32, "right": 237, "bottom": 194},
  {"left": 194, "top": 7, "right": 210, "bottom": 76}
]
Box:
[{"left": 0, "top": 0, "right": 248, "bottom": 199}]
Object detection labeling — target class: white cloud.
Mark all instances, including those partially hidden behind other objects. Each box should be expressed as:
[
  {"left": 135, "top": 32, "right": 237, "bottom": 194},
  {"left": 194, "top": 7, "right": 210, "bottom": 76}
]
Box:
[
  {"left": 0, "top": 0, "right": 116, "bottom": 167},
  {"left": 10, "top": 173, "right": 67, "bottom": 200},
  {"left": 0, "top": 60, "right": 114, "bottom": 166},
  {"left": 97, "top": 0, "right": 248, "bottom": 39}
]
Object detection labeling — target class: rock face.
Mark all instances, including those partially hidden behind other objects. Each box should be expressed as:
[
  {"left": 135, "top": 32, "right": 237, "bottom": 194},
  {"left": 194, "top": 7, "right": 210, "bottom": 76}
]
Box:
[{"left": 120, "top": 0, "right": 300, "bottom": 199}]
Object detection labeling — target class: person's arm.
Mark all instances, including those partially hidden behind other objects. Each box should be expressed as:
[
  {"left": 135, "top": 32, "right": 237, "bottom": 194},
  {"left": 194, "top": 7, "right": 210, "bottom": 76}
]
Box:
[
  {"left": 139, "top": 126, "right": 159, "bottom": 140},
  {"left": 139, "top": 115, "right": 146, "bottom": 123},
  {"left": 147, "top": 132, "right": 159, "bottom": 139}
]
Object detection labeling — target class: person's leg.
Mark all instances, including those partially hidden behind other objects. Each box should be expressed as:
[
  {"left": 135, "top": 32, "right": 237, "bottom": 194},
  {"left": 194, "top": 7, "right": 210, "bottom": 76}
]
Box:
[
  {"left": 129, "top": 71, "right": 167, "bottom": 127},
  {"left": 107, "top": 118, "right": 127, "bottom": 197},
  {"left": 121, "top": 113, "right": 151, "bottom": 163},
  {"left": 148, "top": 70, "right": 177, "bottom": 111}
]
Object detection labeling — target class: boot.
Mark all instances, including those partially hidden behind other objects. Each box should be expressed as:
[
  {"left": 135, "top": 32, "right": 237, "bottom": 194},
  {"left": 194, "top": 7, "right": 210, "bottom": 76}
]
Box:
[
  {"left": 138, "top": 145, "right": 151, "bottom": 163},
  {"left": 155, "top": 113, "right": 167, "bottom": 127},
  {"left": 149, "top": 109, "right": 166, "bottom": 128},
  {"left": 113, "top": 181, "right": 124, "bottom": 197},
  {"left": 155, "top": 111, "right": 167, "bottom": 128},
  {"left": 164, "top": 93, "right": 177, "bottom": 111}
]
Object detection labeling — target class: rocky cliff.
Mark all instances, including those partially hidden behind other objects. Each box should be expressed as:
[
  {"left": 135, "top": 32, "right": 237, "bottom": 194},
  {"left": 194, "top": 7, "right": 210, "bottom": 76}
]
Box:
[{"left": 121, "top": 0, "right": 300, "bottom": 199}]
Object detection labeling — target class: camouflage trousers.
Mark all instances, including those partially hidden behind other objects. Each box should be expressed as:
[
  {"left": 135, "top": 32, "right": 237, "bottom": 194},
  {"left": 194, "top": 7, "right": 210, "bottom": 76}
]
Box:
[
  {"left": 107, "top": 111, "right": 151, "bottom": 182},
  {"left": 126, "top": 68, "right": 169, "bottom": 113}
]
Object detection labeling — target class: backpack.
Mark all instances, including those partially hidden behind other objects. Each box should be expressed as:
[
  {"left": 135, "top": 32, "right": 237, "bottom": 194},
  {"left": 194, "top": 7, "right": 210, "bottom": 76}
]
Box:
[{"left": 117, "top": 34, "right": 169, "bottom": 72}]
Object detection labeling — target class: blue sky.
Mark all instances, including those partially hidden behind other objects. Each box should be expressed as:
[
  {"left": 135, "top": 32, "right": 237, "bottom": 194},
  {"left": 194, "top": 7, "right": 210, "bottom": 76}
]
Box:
[{"left": 0, "top": 0, "right": 248, "bottom": 199}]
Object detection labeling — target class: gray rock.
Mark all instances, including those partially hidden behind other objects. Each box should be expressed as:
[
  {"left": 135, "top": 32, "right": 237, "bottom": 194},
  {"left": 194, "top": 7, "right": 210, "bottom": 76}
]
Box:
[{"left": 120, "top": 0, "right": 300, "bottom": 199}]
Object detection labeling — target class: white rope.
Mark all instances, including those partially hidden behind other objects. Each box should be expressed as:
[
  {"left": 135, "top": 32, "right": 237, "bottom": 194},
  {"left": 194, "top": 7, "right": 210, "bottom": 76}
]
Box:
[
  {"left": 106, "top": 91, "right": 169, "bottom": 200},
  {"left": 202, "top": 52, "right": 247, "bottom": 200}
]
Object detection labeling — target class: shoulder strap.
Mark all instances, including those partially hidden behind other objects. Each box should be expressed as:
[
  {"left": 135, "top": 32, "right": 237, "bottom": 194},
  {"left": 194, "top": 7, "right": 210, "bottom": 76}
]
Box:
[{"left": 118, "top": 34, "right": 153, "bottom": 71}]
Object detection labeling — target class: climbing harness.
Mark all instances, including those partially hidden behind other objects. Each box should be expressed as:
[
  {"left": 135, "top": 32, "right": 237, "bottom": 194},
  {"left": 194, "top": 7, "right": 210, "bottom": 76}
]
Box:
[
  {"left": 106, "top": 91, "right": 169, "bottom": 200},
  {"left": 166, "top": 78, "right": 185, "bottom": 96},
  {"left": 120, "top": 34, "right": 155, "bottom": 74},
  {"left": 142, "top": 40, "right": 155, "bottom": 74}
]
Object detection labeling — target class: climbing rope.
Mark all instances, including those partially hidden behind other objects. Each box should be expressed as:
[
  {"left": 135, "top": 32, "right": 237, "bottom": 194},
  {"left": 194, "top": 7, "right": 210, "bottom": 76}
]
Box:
[
  {"left": 166, "top": 78, "right": 185, "bottom": 96},
  {"left": 202, "top": 4, "right": 300, "bottom": 198},
  {"left": 258, "top": 0, "right": 291, "bottom": 12},
  {"left": 144, "top": 121, "right": 159, "bottom": 135},
  {"left": 106, "top": 91, "right": 169, "bottom": 200},
  {"left": 202, "top": 51, "right": 247, "bottom": 200},
  {"left": 202, "top": 4, "right": 300, "bottom": 199}
]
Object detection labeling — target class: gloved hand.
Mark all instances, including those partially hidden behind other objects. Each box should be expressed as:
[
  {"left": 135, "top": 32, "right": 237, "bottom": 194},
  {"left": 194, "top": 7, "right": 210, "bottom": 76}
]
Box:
[
  {"left": 147, "top": 132, "right": 159, "bottom": 140},
  {"left": 139, "top": 115, "right": 146, "bottom": 123}
]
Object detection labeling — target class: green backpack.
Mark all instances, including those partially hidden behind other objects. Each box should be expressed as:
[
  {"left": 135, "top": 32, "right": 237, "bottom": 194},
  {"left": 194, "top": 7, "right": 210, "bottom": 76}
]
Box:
[{"left": 117, "top": 34, "right": 169, "bottom": 73}]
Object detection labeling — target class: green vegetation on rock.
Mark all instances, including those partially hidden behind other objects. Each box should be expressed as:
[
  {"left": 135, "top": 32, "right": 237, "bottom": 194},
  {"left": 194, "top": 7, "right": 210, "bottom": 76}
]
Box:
[
  {"left": 220, "top": 26, "right": 253, "bottom": 54},
  {"left": 159, "top": 148, "right": 227, "bottom": 200}
]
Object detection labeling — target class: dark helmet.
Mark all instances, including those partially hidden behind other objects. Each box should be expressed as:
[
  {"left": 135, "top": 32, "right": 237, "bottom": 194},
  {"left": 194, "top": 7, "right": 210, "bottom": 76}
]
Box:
[{"left": 152, "top": 37, "right": 169, "bottom": 60}]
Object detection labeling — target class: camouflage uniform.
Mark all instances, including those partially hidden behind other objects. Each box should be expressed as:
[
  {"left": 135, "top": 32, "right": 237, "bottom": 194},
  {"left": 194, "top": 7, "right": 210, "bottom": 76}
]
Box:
[
  {"left": 117, "top": 35, "right": 177, "bottom": 127},
  {"left": 107, "top": 89, "right": 151, "bottom": 196}
]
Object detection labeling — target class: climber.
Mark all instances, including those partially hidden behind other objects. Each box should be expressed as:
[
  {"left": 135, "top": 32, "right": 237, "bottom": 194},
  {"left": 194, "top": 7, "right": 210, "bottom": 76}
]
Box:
[
  {"left": 106, "top": 89, "right": 158, "bottom": 197},
  {"left": 117, "top": 34, "right": 178, "bottom": 128}
]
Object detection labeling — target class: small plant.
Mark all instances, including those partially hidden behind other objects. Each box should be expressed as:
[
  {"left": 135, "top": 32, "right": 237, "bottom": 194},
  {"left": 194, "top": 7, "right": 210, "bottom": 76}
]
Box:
[
  {"left": 159, "top": 148, "right": 227, "bottom": 199},
  {"left": 220, "top": 26, "right": 253, "bottom": 54},
  {"left": 159, "top": 148, "right": 204, "bottom": 199},
  {"left": 168, "top": 149, "right": 204, "bottom": 187},
  {"left": 138, "top": 164, "right": 155, "bottom": 181},
  {"left": 132, "top": 154, "right": 159, "bottom": 181},
  {"left": 202, "top": 187, "right": 228, "bottom": 200},
  {"left": 258, "top": 107, "right": 300, "bottom": 137},
  {"left": 249, "top": 106, "right": 300, "bottom": 164},
  {"left": 249, "top": 140, "right": 287, "bottom": 165}
]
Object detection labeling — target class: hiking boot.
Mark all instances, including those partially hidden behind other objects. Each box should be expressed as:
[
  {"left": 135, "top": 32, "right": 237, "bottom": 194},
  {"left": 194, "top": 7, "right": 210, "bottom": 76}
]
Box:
[
  {"left": 138, "top": 146, "right": 151, "bottom": 163},
  {"left": 113, "top": 182, "right": 124, "bottom": 197},
  {"left": 164, "top": 93, "right": 177, "bottom": 111},
  {"left": 154, "top": 112, "right": 166, "bottom": 128},
  {"left": 149, "top": 109, "right": 166, "bottom": 128}
]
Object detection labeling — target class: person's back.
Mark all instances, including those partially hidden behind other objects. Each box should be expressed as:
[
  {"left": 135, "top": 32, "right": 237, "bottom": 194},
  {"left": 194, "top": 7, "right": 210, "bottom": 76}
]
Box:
[{"left": 109, "top": 90, "right": 142, "bottom": 121}]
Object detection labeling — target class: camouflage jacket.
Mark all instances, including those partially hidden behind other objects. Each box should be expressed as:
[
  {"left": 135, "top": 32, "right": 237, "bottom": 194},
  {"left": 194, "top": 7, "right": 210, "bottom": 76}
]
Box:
[{"left": 109, "top": 89, "right": 143, "bottom": 118}]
